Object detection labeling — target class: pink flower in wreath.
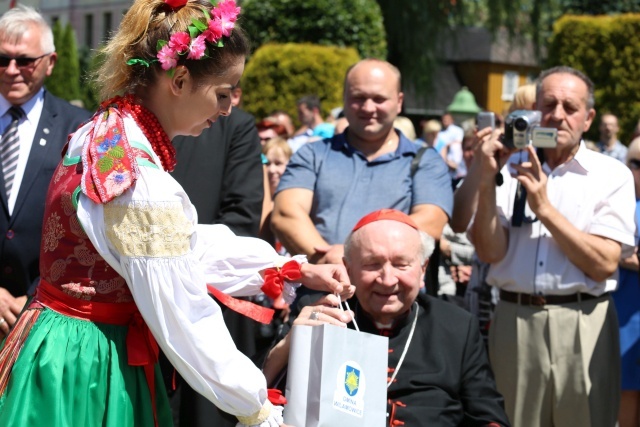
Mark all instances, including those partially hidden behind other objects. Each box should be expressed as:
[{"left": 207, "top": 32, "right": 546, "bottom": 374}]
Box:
[
  {"left": 157, "top": 45, "right": 178, "bottom": 70},
  {"left": 204, "top": 18, "right": 223, "bottom": 43},
  {"left": 187, "top": 34, "right": 207, "bottom": 60},
  {"left": 168, "top": 31, "right": 190, "bottom": 53},
  {"left": 214, "top": 0, "right": 241, "bottom": 23},
  {"left": 218, "top": 16, "right": 235, "bottom": 38},
  {"left": 214, "top": 0, "right": 240, "bottom": 37}
]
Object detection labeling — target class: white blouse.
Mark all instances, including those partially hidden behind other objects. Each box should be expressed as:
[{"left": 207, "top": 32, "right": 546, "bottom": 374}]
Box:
[{"left": 72, "top": 116, "right": 289, "bottom": 426}]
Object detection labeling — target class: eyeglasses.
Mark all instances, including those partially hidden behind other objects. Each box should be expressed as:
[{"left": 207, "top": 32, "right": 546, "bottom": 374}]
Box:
[
  {"left": 629, "top": 159, "right": 640, "bottom": 170},
  {"left": 0, "top": 53, "right": 50, "bottom": 69}
]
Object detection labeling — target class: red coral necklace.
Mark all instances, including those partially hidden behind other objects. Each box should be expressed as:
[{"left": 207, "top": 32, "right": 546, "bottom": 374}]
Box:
[{"left": 103, "top": 95, "right": 177, "bottom": 172}]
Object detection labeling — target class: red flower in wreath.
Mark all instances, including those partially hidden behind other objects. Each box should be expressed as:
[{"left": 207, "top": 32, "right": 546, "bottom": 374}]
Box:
[{"left": 164, "top": 0, "right": 188, "bottom": 9}]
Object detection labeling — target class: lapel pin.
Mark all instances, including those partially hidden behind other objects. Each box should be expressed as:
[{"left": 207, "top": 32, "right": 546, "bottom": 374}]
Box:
[
  {"left": 44, "top": 128, "right": 50, "bottom": 134},
  {"left": 39, "top": 138, "right": 47, "bottom": 146}
]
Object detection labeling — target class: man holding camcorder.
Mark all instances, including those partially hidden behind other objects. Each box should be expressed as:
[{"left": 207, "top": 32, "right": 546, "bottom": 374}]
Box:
[{"left": 470, "top": 66, "right": 636, "bottom": 427}]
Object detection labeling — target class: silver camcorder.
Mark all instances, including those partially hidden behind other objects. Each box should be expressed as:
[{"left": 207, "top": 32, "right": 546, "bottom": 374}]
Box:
[{"left": 503, "top": 110, "right": 557, "bottom": 150}]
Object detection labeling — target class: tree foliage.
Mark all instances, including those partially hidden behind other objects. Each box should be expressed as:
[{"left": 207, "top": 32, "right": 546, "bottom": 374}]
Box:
[
  {"left": 240, "top": 0, "right": 386, "bottom": 59},
  {"left": 78, "top": 46, "right": 103, "bottom": 112},
  {"left": 546, "top": 14, "right": 640, "bottom": 143},
  {"left": 45, "top": 22, "right": 81, "bottom": 102},
  {"left": 375, "top": 0, "right": 640, "bottom": 99},
  {"left": 564, "top": 0, "right": 640, "bottom": 14},
  {"left": 241, "top": 43, "right": 360, "bottom": 124}
]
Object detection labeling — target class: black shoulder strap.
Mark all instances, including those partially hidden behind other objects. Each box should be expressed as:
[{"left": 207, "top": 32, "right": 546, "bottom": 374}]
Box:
[{"left": 411, "top": 145, "right": 429, "bottom": 178}]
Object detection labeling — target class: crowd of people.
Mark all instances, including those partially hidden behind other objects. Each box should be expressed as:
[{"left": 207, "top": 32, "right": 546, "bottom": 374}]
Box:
[{"left": 0, "top": 1, "right": 639, "bottom": 427}]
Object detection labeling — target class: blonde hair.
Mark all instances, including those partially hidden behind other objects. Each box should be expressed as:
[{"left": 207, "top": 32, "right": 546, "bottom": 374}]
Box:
[
  {"left": 509, "top": 84, "right": 536, "bottom": 113},
  {"left": 422, "top": 119, "right": 442, "bottom": 134},
  {"left": 627, "top": 137, "right": 640, "bottom": 166},
  {"left": 96, "top": 0, "right": 249, "bottom": 100},
  {"left": 262, "top": 137, "right": 292, "bottom": 160},
  {"left": 394, "top": 116, "right": 416, "bottom": 140}
]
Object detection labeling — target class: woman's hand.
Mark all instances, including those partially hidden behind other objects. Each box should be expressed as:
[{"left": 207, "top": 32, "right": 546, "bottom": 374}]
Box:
[
  {"left": 299, "top": 263, "right": 355, "bottom": 300},
  {"left": 261, "top": 294, "right": 353, "bottom": 386},
  {"left": 294, "top": 294, "right": 353, "bottom": 328}
]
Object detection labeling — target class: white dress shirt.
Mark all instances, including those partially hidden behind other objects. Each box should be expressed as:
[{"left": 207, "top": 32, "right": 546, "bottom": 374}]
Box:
[
  {"left": 485, "top": 142, "right": 635, "bottom": 296},
  {"left": 0, "top": 89, "right": 45, "bottom": 215}
]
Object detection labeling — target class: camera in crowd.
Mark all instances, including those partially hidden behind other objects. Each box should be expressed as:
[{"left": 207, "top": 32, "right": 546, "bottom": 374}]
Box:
[{"left": 503, "top": 110, "right": 557, "bottom": 150}]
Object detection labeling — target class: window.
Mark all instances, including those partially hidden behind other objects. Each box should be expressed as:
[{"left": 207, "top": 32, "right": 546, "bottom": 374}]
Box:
[
  {"left": 103, "top": 12, "right": 112, "bottom": 42},
  {"left": 84, "top": 14, "right": 93, "bottom": 47},
  {"left": 501, "top": 71, "right": 519, "bottom": 101}
]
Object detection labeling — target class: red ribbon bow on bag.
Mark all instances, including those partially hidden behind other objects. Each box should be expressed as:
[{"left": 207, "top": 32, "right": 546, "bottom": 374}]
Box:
[
  {"left": 261, "top": 260, "right": 302, "bottom": 300},
  {"left": 267, "top": 388, "right": 288, "bottom": 406}
]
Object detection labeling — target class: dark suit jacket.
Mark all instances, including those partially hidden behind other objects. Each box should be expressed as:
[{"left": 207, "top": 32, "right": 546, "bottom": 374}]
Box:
[
  {"left": 167, "top": 107, "right": 265, "bottom": 427},
  {"left": 0, "top": 92, "right": 90, "bottom": 297},
  {"left": 171, "top": 107, "right": 264, "bottom": 237}
]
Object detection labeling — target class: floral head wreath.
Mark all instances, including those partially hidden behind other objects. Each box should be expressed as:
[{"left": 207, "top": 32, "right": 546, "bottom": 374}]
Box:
[{"left": 127, "top": 0, "right": 240, "bottom": 73}]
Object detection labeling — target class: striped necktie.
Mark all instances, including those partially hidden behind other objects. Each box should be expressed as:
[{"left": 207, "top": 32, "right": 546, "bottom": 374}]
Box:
[{"left": 1, "top": 106, "right": 25, "bottom": 199}]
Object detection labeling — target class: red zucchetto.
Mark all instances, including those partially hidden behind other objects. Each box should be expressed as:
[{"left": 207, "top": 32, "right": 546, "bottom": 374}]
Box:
[{"left": 351, "top": 209, "right": 418, "bottom": 232}]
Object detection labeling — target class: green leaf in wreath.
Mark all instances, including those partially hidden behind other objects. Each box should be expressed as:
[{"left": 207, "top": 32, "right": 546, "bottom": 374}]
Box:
[
  {"left": 188, "top": 24, "right": 199, "bottom": 39},
  {"left": 192, "top": 17, "right": 207, "bottom": 32},
  {"left": 127, "top": 58, "right": 151, "bottom": 67}
]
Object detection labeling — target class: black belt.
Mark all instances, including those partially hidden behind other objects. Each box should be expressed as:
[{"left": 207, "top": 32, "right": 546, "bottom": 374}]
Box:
[{"left": 499, "top": 290, "right": 607, "bottom": 306}]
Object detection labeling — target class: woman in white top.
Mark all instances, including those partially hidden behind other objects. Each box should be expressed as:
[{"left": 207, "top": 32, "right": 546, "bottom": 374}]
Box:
[{"left": 0, "top": 1, "right": 352, "bottom": 426}]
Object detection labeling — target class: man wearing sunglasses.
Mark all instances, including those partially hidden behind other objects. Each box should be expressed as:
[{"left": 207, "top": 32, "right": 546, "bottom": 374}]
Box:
[
  {"left": 0, "top": 5, "right": 90, "bottom": 338},
  {"left": 470, "top": 66, "right": 636, "bottom": 427}
]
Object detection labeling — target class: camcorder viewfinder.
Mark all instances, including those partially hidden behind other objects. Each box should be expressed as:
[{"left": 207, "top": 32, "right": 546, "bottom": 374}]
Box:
[{"left": 503, "top": 110, "right": 557, "bottom": 150}]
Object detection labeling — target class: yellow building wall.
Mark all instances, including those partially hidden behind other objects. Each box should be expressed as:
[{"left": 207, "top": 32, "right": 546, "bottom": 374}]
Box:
[{"left": 457, "top": 62, "right": 539, "bottom": 116}]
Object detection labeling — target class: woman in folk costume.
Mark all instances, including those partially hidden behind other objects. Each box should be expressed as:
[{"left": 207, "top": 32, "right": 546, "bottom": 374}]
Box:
[{"left": 0, "top": 0, "right": 353, "bottom": 426}]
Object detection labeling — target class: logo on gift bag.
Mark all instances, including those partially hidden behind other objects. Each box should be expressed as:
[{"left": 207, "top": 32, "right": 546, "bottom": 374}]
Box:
[
  {"left": 344, "top": 365, "right": 360, "bottom": 396},
  {"left": 333, "top": 361, "right": 365, "bottom": 417}
]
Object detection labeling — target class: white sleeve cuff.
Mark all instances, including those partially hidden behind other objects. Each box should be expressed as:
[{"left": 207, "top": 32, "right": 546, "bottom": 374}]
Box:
[
  {"left": 236, "top": 402, "right": 284, "bottom": 427},
  {"left": 282, "top": 255, "right": 307, "bottom": 304}
]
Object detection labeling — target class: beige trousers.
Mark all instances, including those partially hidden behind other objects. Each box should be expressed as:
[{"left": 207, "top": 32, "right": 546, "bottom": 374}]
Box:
[{"left": 489, "top": 295, "right": 620, "bottom": 427}]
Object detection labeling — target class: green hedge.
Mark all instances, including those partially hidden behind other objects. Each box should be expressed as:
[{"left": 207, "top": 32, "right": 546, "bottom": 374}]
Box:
[
  {"left": 546, "top": 14, "right": 640, "bottom": 144},
  {"left": 241, "top": 43, "right": 360, "bottom": 123},
  {"left": 240, "top": 0, "right": 386, "bottom": 59},
  {"left": 45, "top": 21, "right": 81, "bottom": 103}
]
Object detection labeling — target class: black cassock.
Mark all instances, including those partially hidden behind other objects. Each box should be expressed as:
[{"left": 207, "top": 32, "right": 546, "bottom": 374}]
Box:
[{"left": 351, "top": 293, "right": 511, "bottom": 427}]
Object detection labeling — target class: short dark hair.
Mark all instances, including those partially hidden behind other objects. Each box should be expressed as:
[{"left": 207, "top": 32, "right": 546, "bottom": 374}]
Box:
[{"left": 297, "top": 95, "right": 321, "bottom": 111}]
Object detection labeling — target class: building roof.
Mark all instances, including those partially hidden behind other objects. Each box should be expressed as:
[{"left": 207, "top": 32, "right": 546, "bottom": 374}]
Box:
[
  {"left": 403, "top": 64, "right": 462, "bottom": 116},
  {"left": 441, "top": 27, "right": 541, "bottom": 67},
  {"left": 403, "top": 27, "right": 541, "bottom": 115}
]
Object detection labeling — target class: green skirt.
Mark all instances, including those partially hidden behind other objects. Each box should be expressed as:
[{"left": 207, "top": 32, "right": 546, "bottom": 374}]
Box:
[{"left": 0, "top": 308, "right": 173, "bottom": 426}]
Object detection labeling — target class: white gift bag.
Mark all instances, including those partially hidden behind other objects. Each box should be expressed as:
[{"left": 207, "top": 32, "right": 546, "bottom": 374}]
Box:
[{"left": 283, "top": 324, "right": 388, "bottom": 427}]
